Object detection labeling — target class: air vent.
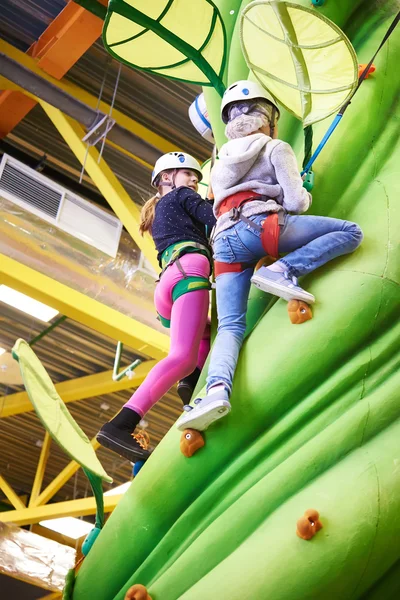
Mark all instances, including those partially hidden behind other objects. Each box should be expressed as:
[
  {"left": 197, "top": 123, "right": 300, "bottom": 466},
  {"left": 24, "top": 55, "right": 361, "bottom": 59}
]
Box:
[
  {"left": 0, "top": 154, "right": 122, "bottom": 257},
  {"left": 0, "top": 161, "right": 62, "bottom": 218}
]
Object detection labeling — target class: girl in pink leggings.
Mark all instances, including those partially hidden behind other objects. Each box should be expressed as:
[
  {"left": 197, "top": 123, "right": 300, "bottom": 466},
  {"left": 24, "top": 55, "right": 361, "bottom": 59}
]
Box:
[{"left": 97, "top": 152, "right": 216, "bottom": 462}]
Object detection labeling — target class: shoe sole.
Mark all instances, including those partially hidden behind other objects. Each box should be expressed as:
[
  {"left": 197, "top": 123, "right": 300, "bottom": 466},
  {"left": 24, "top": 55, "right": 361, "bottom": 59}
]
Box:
[
  {"left": 96, "top": 432, "right": 149, "bottom": 463},
  {"left": 176, "top": 400, "right": 231, "bottom": 432},
  {"left": 251, "top": 275, "right": 315, "bottom": 304}
]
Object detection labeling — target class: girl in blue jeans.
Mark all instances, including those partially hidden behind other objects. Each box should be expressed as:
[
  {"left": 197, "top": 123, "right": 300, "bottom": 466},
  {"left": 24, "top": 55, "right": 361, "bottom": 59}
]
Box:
[{"left": 177, "top": 80, "right": 363, "bottom": 432}]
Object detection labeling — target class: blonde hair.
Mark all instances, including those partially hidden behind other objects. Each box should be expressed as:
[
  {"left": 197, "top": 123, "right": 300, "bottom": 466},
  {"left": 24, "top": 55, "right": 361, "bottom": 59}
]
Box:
[
  {"left": 139, "top": 193, "right": 160, "bottom": 235},
  {"left": 139, "top": 168, "right": 176, "bottom": 235}
]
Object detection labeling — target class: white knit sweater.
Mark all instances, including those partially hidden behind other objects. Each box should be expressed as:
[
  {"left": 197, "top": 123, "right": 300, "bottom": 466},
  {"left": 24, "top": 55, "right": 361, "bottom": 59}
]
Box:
[{"left": 211, "top": 133, "right": 312, "bottom": 236}]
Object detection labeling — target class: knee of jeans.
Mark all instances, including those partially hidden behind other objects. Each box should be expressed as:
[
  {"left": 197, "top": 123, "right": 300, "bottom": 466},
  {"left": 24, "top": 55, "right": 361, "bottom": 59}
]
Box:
[
  {"left": 347, "top": 222, "right": 364, "bottom": 247},
  {"left": 217, "top": 320, "right": 246, "bottom": 339}
]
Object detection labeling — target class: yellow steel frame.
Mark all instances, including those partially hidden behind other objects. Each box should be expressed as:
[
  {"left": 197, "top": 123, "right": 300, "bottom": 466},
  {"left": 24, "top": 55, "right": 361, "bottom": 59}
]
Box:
[
  {"left": 0, "top": 254, "right": 169, "bottom": 359},
  {"left": 0, "top": 474, "right": 26, "bottom": 509},
  {"left": 29, "top": 432, "right": 51, "bottom": 507},
  {"left": 32, "top": 437, "right": 100, "bottom": 508},
  {"left": 1, "top": 493, "right": 123, "bottom": 526},
  {"left": 0, "top": 37, "right": 179, "bottom": 532},
  {"left": 39, "top": 100, "right": 159, "bottom": 271},
  {"left": 0, "top": 38, "right": 176, "bottom": 157},
  {"left": 0, "top": 69, "right": 159, "bottom": 269},
  {"left": 1, "top": 360, "right": 157, "bottom": 418}
]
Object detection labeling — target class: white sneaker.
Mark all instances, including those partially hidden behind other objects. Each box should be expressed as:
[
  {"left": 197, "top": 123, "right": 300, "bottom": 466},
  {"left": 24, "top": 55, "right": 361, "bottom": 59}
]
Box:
[
  {"left": 251, "top": 267, "right": 315, "bottom": 304},
  {"left": 176, "top": 391, "right": 231, "bottom": 432}
]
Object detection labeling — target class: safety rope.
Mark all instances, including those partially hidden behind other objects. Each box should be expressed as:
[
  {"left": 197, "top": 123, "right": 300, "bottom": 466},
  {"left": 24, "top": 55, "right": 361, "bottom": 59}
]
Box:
[
  {"left": 301, "top": 10, "right": 400, "bottom": 176},
  {"left": 302, "top": 125, "right": 313, "bottom": 171}
]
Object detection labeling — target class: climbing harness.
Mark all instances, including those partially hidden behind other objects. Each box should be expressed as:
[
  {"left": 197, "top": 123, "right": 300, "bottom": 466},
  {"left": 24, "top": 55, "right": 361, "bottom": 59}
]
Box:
[
  {"left": 160, "top": 240, "right": 212, "bottom": 274},
  {"left": 214, "top": 191, "right": 285, "bottom": 276},
  {"left": 301, "top": 10, "right": 400, "bottom": 176},
  {"left": 157, "top": 241, "right": 212, "bottom": 327}
]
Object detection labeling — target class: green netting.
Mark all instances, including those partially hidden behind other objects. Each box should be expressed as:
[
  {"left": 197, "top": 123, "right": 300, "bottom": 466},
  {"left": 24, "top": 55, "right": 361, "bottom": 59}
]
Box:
[
  {"left": 240, "top": 1, "right": 358, "bottom": 126},
  {"left": 103, "top": 0, "right": 227, "bottom": 95},
  {"left": 12, "top": 339, "right": 112, "bottom": 483}
]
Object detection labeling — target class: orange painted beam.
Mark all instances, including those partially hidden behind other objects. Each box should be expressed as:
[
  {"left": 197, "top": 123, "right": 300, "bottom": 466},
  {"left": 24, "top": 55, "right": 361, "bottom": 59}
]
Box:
[
  {"left": 0, "top": 91, "right": 37, "bottom": 138},
  {"left": 0, "top": 1, "right": 104, "bottom": 138}
]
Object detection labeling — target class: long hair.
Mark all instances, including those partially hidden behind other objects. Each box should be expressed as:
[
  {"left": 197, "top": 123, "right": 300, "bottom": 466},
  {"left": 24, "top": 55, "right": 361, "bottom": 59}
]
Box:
[
  {"left": 139, "top": 168, "right": 175, "bottom": 235},
  {"left": 139, "top": 193, "right": 159, "bottom": 235}
]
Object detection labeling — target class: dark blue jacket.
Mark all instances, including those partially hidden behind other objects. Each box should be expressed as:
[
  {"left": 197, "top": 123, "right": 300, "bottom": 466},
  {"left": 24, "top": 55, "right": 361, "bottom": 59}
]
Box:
[{"left": 152, "top": 186, "right": 216, "bottom": 265}]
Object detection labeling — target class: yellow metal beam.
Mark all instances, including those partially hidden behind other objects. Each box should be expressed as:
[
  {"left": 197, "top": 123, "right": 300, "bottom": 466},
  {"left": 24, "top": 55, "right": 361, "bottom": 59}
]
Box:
[
  {"left": 0, "top": 254, "right": 169, "bottom": 360},
  {"left": 29, "top": 432, "right": 51, "bottom": 507},
  {"left": 33, "top": 437, "right": 100, "bottom": 507},
  {"left": 40, "top": 100, "right": 158, "bottom": 271},
  {"left": 31, "top": 523, "right": 77, "bottom": 547},
  {"left": 0, "top": 38, "right": 175, "bottom": 157},
  {"left": 0, "top": 474, "right": 26, "bottom": 510},
  {"left": 1, "top": 493, "right": 122, "bottom": 526},
  {"left": 1, "top": 360, "right": 157, "bottom": 418},
  {"left": 0, "top": 72, "right": 154, "bottom": 175},
  {"left": 0, "top": 73, "right": 154, "bottom": 174}
]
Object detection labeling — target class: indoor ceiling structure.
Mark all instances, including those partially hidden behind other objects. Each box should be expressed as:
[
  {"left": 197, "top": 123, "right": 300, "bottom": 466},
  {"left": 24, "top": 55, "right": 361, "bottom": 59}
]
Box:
[{"left": 0, "top": 1, "right": 212, "bottom": 597}]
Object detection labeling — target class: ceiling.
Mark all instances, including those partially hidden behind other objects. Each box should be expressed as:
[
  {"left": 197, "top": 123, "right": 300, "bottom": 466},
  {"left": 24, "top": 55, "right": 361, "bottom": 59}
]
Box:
[
  {"left": 0, "top": 302, "right": 183, "bottom": 504},
  {"left": 0, "top": 1, "right": 210, "bottom": 517},
  {"left": 0, "top": 0, "right": 212, "bottom": 207}
]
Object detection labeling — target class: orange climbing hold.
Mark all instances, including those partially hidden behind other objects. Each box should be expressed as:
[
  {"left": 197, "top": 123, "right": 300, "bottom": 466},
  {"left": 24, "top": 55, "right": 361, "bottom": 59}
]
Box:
[
  {"left": 180, "top": 428, "right": 205, "bottom": 457},
  {"left": 358, "top": 63, "right": 376, "bottom": 79},
  {"left": 296, "top": 509, "right": 323, "bottom": 540},
  {"left": 288, "top": 300, "right": 313, "bottom": 324},
  {"left": 125, "top": 584, "right": 153, "bottom": 600}
]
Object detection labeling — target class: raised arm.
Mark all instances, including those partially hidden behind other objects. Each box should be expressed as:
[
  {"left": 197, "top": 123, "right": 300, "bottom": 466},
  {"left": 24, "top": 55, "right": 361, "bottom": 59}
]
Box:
[
  {"left": 180, "top": 188, "right": 216, "bottom": 230},
  {"left": 270, "top": 141, "right": 312, "bottom": 214}
]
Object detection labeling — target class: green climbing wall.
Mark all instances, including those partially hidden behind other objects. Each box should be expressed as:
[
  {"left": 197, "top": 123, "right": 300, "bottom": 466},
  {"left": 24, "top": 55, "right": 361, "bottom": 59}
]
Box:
[{"left": 72, "top": 1, "right": 400, "bottom": 598}]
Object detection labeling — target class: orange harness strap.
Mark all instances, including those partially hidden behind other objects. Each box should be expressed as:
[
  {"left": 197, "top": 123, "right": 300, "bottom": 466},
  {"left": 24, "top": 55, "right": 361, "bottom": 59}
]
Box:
[
  {"left": 260, "top": 212, "right": 280, "bottom": 258},
  {"left": 214, "top": 261, "right": 256, "bottom": 277},
  {"left": 217, "top": 191, "right": 263, "bottom": 217},
  {"left": 214, "top": 192, "right": 283, "bottom": 276}
]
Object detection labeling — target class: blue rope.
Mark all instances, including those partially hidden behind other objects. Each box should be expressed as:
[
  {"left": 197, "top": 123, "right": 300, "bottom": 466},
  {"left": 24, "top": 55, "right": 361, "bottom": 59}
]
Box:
[
  {"left": 301, "top": 10, "right": 400, "bottom": 177},
  {"left": 301, "top": 114, "right": 342, "bottom": 176}
]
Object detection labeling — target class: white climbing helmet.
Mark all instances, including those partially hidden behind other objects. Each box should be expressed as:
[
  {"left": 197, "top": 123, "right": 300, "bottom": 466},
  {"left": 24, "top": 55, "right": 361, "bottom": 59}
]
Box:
[
  {"left": 221, "top": 80, "right": 280, "bottom": 124},
  {"left": 151, "top": 152, "right": 203, "bottom": 187},
  {"left": 188, "top": 93, "right": 214, "bottom": 143}
]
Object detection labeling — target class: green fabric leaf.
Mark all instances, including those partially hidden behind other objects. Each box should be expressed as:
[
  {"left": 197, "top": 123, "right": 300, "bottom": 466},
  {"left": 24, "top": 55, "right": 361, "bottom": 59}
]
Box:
[
  {"left": 12, "top": 339, "right": 112, "bottom": 483},
  {"left": 103, "top": 0, "right": 227, "bottom": 95},
  {"left": 240, "top": 1, "right": 358, "bottom": 125}
]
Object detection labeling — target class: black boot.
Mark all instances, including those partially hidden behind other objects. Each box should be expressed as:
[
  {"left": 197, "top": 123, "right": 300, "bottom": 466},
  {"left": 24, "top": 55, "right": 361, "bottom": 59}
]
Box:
[
  {"left": 96, "top": 408, "right": 150, "bottom": 462},
  {"left": 177, "top": 367, "right": 201, "bottom": 406}
]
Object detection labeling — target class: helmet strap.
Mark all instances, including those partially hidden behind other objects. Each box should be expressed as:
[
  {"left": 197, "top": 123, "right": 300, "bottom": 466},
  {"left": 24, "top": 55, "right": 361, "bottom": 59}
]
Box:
[
  {"left": 158, "top": 169, "right": 177, "bottom": 191},
  {"left": 269, "top": 106, "right": 277, "bottom": 138},
  {"left": 171, "top": 169, "right": 177, "bottom": 189}
]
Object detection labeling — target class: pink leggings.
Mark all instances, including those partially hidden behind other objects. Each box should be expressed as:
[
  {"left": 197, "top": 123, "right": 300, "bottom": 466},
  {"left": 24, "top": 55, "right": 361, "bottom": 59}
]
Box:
[{"left": 124, "top": 253, "right": 211, "bottom": 417}]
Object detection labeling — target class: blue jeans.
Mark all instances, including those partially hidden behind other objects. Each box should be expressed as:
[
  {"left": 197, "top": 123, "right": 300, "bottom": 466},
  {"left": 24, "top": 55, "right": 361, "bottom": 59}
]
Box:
[{"left": 206, "top": 214, "right": 363, "bottom": 392}]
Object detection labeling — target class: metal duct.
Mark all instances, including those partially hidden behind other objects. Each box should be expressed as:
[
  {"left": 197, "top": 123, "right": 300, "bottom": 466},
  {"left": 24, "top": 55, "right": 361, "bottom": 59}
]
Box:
[
  {"left": 0, "top": 521, "right": 75, "bottom": 592},
  {"left": 0, "top": 53, "right": 161, "bottom": 167},
  {"left": 0, "top": 194, "right": 164, "bottom": 333}
]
